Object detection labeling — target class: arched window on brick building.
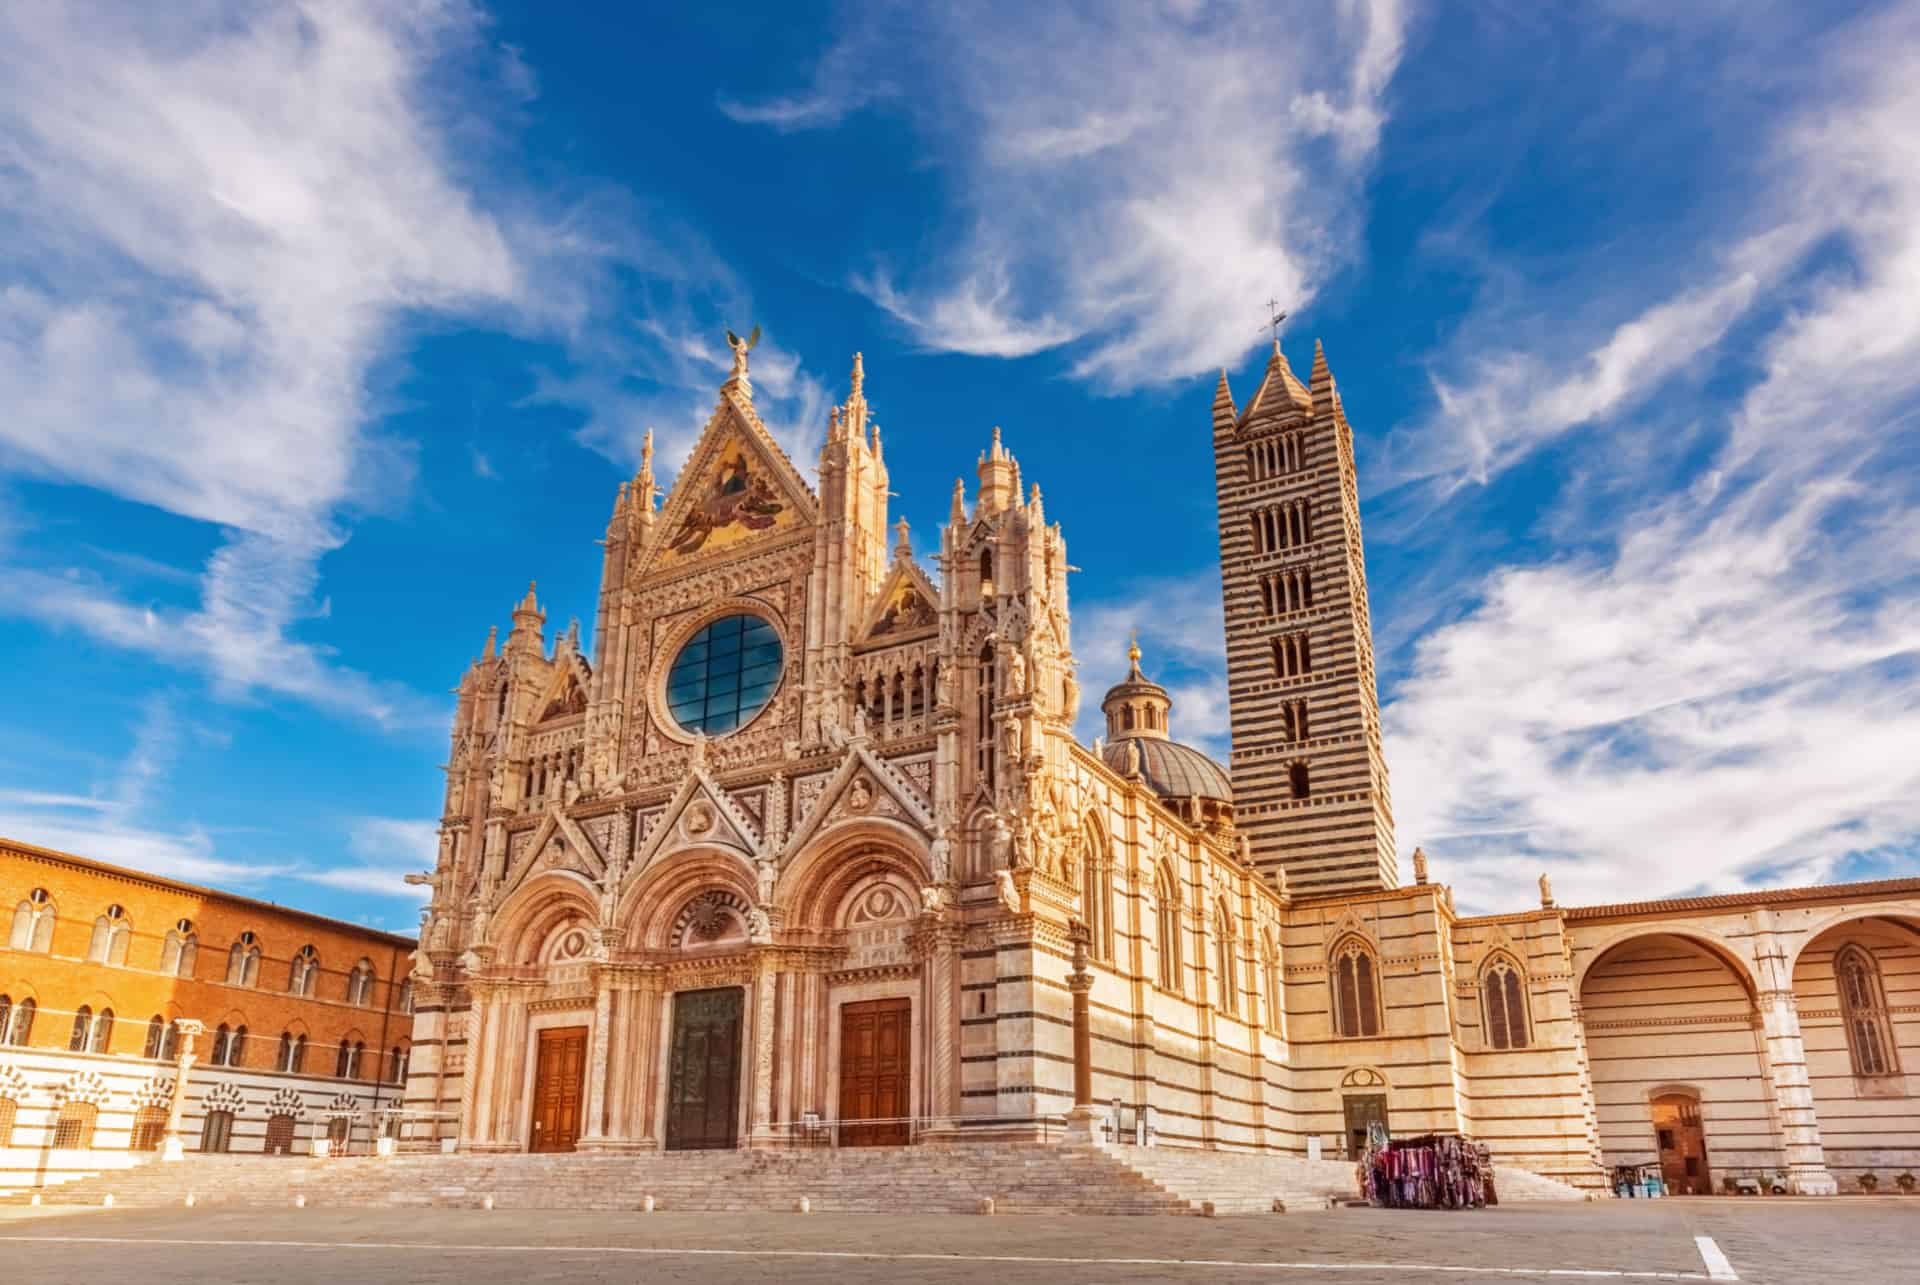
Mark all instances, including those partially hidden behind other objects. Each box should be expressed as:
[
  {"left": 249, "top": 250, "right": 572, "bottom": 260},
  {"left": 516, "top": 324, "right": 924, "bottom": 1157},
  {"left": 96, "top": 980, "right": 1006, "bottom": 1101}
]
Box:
[
  {"left": 160, "top": 921, "right": 198, "bottom": 977},
  {"left": 1330, "top": 937, "right": 1382, "bottom": 1038},
  {"left": 226, "top": 932, "right": 262, "bottom": 986},
  {"left": 9, "top": 888, "right": 54, "bottom": 953},
  {"left": 0, "top": 996, "right": 34, "bottom": 1046},
  {"left": 88, "top": 905, "right": 132, "bottom": 965},
  {"left": 347, "top": 958, "right": 375, "bottom": 1007},
  {"left": 289, "top": 945, "right": 321, "bottom": 997}
]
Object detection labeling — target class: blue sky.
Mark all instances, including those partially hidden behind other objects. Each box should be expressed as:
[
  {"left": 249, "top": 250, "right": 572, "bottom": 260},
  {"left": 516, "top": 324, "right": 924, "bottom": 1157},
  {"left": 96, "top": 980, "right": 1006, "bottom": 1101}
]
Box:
[{"left": 2, "top": 1, "right": 1917, "bottom": 930}]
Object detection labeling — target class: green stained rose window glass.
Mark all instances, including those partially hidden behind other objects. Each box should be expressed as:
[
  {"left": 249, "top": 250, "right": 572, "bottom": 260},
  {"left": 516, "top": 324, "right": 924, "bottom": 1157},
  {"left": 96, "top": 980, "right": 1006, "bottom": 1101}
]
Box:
[{"left": 666, "top": 614, "right": 782, "bottom": 736}]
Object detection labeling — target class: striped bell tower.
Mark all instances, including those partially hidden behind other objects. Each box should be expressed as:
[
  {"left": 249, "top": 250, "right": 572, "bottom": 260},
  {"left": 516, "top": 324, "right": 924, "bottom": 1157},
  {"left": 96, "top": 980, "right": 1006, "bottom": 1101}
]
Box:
[{"left": 1211, "top": 339, "right": 1396, "bottom": 895}]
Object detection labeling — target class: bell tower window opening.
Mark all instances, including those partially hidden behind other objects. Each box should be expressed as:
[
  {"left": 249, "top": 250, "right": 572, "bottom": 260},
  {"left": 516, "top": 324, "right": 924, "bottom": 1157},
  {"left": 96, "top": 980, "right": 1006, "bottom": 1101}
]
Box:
[{"left": 1289, "top": 761, "right": 1310, "bottom": 800}]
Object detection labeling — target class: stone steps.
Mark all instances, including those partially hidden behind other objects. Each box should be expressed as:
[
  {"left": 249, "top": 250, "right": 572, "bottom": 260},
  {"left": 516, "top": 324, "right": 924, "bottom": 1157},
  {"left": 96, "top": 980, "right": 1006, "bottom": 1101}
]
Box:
[
  {"left": 11, "top": 1146, "right": 1198, "bottom": 1216},
  {"left": 1097, "top": 1145, "right": 1363, "bottom": 1213}
]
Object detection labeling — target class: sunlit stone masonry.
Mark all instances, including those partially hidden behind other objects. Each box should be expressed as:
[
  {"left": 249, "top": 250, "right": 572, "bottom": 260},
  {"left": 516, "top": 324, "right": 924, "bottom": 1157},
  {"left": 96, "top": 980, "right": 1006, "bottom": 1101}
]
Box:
[{"left": 399, "top": 338, "right": 1919, "bottom": 1195}]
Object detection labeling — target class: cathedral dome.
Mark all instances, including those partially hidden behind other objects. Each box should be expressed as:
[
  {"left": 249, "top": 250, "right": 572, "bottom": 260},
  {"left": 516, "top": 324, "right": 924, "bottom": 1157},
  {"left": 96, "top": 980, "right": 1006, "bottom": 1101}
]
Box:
[
  {"left": 1100, "top": 735, "right": 1233, "bottom": 804},
  {"left": 1098, "top": 635, "right": 1233, "bottom": 817}
]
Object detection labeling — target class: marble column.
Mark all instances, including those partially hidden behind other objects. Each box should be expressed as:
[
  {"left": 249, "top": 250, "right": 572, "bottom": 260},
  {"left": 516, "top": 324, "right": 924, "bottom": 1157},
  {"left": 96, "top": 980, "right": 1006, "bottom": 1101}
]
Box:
[
  {"left": 1065, "top": 919, "right": 1099, "bottom": 1140},
  {"left": 578, "top": 967, "right": 614, "bottom": 1147},
  {"left": 1757, "top": 986, "right": 1838, "bottom": 1194},
  {"left": 749, "top": 953, "right": 779, "bottom": 1145},
  {"left": 159, "top": 1019, "right": 204, "bottom": 1162}
]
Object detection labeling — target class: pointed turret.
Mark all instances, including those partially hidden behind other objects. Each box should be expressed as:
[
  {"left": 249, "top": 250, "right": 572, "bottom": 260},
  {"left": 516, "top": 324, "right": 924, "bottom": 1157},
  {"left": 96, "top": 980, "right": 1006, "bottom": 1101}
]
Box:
[
  {"left": 482, "top": 625, "right": 498, "bottom": 661},
  {"left": 1309, "top": 338, "right": 1338, "bottom": 415},
  {"left": 950, "top": 477, "right": 967, "bottom": 525},
  {"left": 1211, "top": 369, "right": 1237, "bottom": 436},
  {"left": 892, "top": 515, "right": 912, "bottom": 562},
  {"left": 506, "top": 581, "right": 546, "bottom": 657},
  {"left": 976, "top": 426, "right": 1017, "bottom": 514}
]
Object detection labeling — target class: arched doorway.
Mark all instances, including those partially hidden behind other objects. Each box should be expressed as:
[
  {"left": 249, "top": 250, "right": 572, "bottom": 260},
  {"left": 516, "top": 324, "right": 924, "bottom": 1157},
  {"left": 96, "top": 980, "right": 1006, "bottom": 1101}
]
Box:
[
  {"left": 1579, "top": 932, "right": 1766, "bottom": 1189},
  {"left": 1651, "top": 1092, "right": 1711, "bottom": 1195}
]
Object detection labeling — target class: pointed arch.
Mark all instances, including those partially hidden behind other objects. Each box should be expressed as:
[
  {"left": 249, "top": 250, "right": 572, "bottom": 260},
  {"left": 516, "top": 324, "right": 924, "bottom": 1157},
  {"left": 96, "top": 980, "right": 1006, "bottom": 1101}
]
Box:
[
  {"left": 1479, "top": 950, "right": 1531, "bottom": 1050},
  {"left": 1329, "top": 934, "right": 1381, "bottom": 1038},
  {"left": 1080, "top": 814, "right": 1113, "bottom": 963},
  {"left": 1262, "top": 926, "right": 1284, "bottom": 1035},
  {"left": 1835, "top": 943, "right": 1900, "bottom": 1077},
  {"left": 10, "top": 888, "right": 55, "bottom": 953},
  {"left": 1214, "top": 898, "right": 1238, "bottom": 1015},
  {"left": 1154, "top": 859, "right": 1182, "bottom": 993}
]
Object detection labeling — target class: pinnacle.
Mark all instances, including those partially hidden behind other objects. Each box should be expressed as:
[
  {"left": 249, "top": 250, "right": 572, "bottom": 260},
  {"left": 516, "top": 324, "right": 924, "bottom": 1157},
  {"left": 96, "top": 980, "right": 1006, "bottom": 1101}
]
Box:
[{"left": 1212, "top": 369, "right": 1237, "bottom": 424}]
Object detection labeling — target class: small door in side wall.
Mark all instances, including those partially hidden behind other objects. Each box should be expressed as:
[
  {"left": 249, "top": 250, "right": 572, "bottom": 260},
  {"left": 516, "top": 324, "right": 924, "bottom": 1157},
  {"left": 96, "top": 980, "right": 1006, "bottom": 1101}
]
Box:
[
  {"left": 529, "top": 1025, "right": 588, "bottom": 1153},
  {"left": 1652, "top": 1093, "right": 1712, "bottom": 1195},
  {"left": 839, "top": 998, "right": 911, "bottom": 1146},
  {"left": 1343, "top": 1093, "right": 1389, "bottom": 1158}
]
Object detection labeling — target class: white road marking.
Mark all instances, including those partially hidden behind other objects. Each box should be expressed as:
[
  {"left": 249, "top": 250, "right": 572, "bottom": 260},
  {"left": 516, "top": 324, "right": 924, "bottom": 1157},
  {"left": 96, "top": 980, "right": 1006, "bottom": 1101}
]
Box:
[
  {"left": 0, "top": 1234, "right": 1720, "bottom": 1279},
  {"left": 1692, "top": 1236, "right": 1738, "bottom": 1281}
]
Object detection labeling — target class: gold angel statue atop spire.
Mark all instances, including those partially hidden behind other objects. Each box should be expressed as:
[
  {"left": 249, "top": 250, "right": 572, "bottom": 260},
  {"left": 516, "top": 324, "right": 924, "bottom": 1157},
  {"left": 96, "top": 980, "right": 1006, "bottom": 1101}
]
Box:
[{"left": 725, "top": 324, "right": 761, "bottom": 381}]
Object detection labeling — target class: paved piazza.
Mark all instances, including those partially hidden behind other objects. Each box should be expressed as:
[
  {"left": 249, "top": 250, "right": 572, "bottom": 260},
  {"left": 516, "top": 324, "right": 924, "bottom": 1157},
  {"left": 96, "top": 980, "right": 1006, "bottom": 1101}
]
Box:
[{"left": 2, "top": 1201, "right": 1913, "bottom": 1284}]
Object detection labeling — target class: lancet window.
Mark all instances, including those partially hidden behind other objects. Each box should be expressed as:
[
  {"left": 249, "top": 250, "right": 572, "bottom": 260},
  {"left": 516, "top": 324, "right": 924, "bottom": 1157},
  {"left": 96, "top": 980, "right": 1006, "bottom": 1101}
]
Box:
[
  {"left": 1481, "top": 955, "right": 1531, "bottom": 1050},
  {"left": 1330, "top": 937, "right": 1382, "bottom": 1038},
  {"left": 1837, "top": 944, "right": 1900, "bottom": 1077}
]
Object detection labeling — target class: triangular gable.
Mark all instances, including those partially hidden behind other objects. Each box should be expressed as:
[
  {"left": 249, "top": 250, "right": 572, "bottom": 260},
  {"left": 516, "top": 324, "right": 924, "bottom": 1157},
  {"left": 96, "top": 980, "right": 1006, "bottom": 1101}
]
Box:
[
  {"left": 636, "top": 386, "right": 819, "bottom": 578},
  {"left": 782, "top": 741, "right": 935, "bottom": 859},
  {"left": 534, "top": 655, "right": 591, "bottom": 722},
  {"left": 630, "top": 767, "right": 765, "bottom": 873},
  {"left": 860, "top": 558, "right": 940, "bottom": 641},
  {"left": 498, "top": 806, "right": 610, "bottom": 900}
]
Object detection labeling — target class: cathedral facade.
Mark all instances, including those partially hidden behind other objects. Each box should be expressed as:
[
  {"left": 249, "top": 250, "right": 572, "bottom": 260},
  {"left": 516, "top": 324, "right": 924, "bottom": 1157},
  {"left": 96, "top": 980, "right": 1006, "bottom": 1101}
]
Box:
[{"left": 404, "top": 340, "right": 1919, "bottom": 1195}]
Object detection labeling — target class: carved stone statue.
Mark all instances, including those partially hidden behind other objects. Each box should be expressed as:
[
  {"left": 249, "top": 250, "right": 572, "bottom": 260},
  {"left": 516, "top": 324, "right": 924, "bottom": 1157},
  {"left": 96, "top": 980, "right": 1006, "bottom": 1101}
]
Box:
[
  {"left": 929, "top": 834, "right": 953, "bottom": 883},
  {"left": 725, "top": 324, "right": 760, "bottom": 381},
  {"left": 755, "top": 857, "right": 778, "bottom": 906},
  {"left": 935, "top": 660, "right": 955, "bottom": 709},
  {"left": 1005, "top": 648, "right": 1027, "bottom": 695},
  {"left": 1124, "top": 737, "right": 1143, "bottom": 778},
  {"left": 746, "top": 906, "right": 773, "bottom": 943},
  {"left": 851, "top": 705, "right": 869, "bottom": 740},
  {"left": 920, "top": 884, "right": 951, "bottom": 915},
  {"left": 1538, "top": 872, "right": 1554, "bottom": 907},
  {"left": 1001, "top": 717, "right": 1021, "bottom": 761},
  {"left": 1062, "top": 673, "right": 1080, "bottom": 722},
  {"left": 995, "top": 869, "right": 1021, "bottom": 913}
]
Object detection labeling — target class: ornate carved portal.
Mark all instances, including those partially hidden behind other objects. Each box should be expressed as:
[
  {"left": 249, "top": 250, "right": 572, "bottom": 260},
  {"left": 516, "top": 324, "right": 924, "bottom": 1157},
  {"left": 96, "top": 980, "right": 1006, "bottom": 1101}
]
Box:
[
  {"left": 838, "top": 998, "right": 911, "bottom": 1146},
  {"left": 666, "top": 987, "right": 744, "bottom": 1151},
  {"left": 530, "top": 1025, "right": 587, "bottom": 1153}
]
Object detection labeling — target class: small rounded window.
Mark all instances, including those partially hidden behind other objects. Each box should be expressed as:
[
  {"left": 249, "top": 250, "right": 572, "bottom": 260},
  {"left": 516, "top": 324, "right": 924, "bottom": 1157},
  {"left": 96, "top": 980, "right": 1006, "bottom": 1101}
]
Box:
[{"left": 666, "top": 614, "right": 783, "bottom": 736}]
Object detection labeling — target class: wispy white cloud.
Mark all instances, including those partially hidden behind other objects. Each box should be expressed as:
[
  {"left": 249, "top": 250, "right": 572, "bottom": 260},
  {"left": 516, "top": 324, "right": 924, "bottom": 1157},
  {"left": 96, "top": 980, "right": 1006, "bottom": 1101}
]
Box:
[
  {"left": 1383, "top": 8, "right": 1920, "bottom": 909},
  {"left": 289, "top": 817, "right": 438, "bottom": 902},
  {"left": 0, "top": 2, "right": 524, "bottom": 723},
  {"left": 726, "top": 0, "right": 1407, "bottom": 391}
]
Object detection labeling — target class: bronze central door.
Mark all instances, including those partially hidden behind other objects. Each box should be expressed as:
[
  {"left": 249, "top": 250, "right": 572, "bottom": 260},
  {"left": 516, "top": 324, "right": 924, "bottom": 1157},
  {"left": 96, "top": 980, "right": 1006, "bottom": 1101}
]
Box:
[
  {"left": 666, "top": 987, "right": 744, "bottom": 1151},
  {"left": 529, "top": 1025, "right": 587, "bottom": 1153},
  {"left": 839, "top": 998, "right": 911, "bottom": 1146},
  {"left": 1652, "top": 1094, "right": 1711, "bottom": 1195}
]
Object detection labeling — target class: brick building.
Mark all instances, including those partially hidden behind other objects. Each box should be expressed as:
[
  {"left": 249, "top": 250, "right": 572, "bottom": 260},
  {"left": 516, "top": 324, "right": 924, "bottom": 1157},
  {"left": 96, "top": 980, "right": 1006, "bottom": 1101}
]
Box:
[{"left": 1, "top": 838, "right": 417, "bottom": 1191}]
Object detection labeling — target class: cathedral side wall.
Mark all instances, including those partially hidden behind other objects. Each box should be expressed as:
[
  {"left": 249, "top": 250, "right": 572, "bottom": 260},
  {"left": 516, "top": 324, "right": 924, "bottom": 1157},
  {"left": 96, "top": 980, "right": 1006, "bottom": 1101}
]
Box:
[{"left": 1793, "top": 925, "right": 1920, "bottom": 1187}]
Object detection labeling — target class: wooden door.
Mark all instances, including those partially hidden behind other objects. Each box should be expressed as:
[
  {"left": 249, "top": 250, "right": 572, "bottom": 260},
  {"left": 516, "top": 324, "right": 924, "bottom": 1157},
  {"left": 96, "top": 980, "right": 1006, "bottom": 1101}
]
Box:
[
  {"left": 666, "top": 988, "right": 743, "bottom": 1151},
  {"left": 1652, "top": 1094, "right": 1711, "bottom": 1195},
  {"left": 1343, "top": 1094, "right": 1389, "bottom": 1157},
  {"left": 529, "top": 1025, "right": 587, "bottom": 1153},
  {"left": 838, "top": 998, "right": 911, "bottom": 1146}
]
